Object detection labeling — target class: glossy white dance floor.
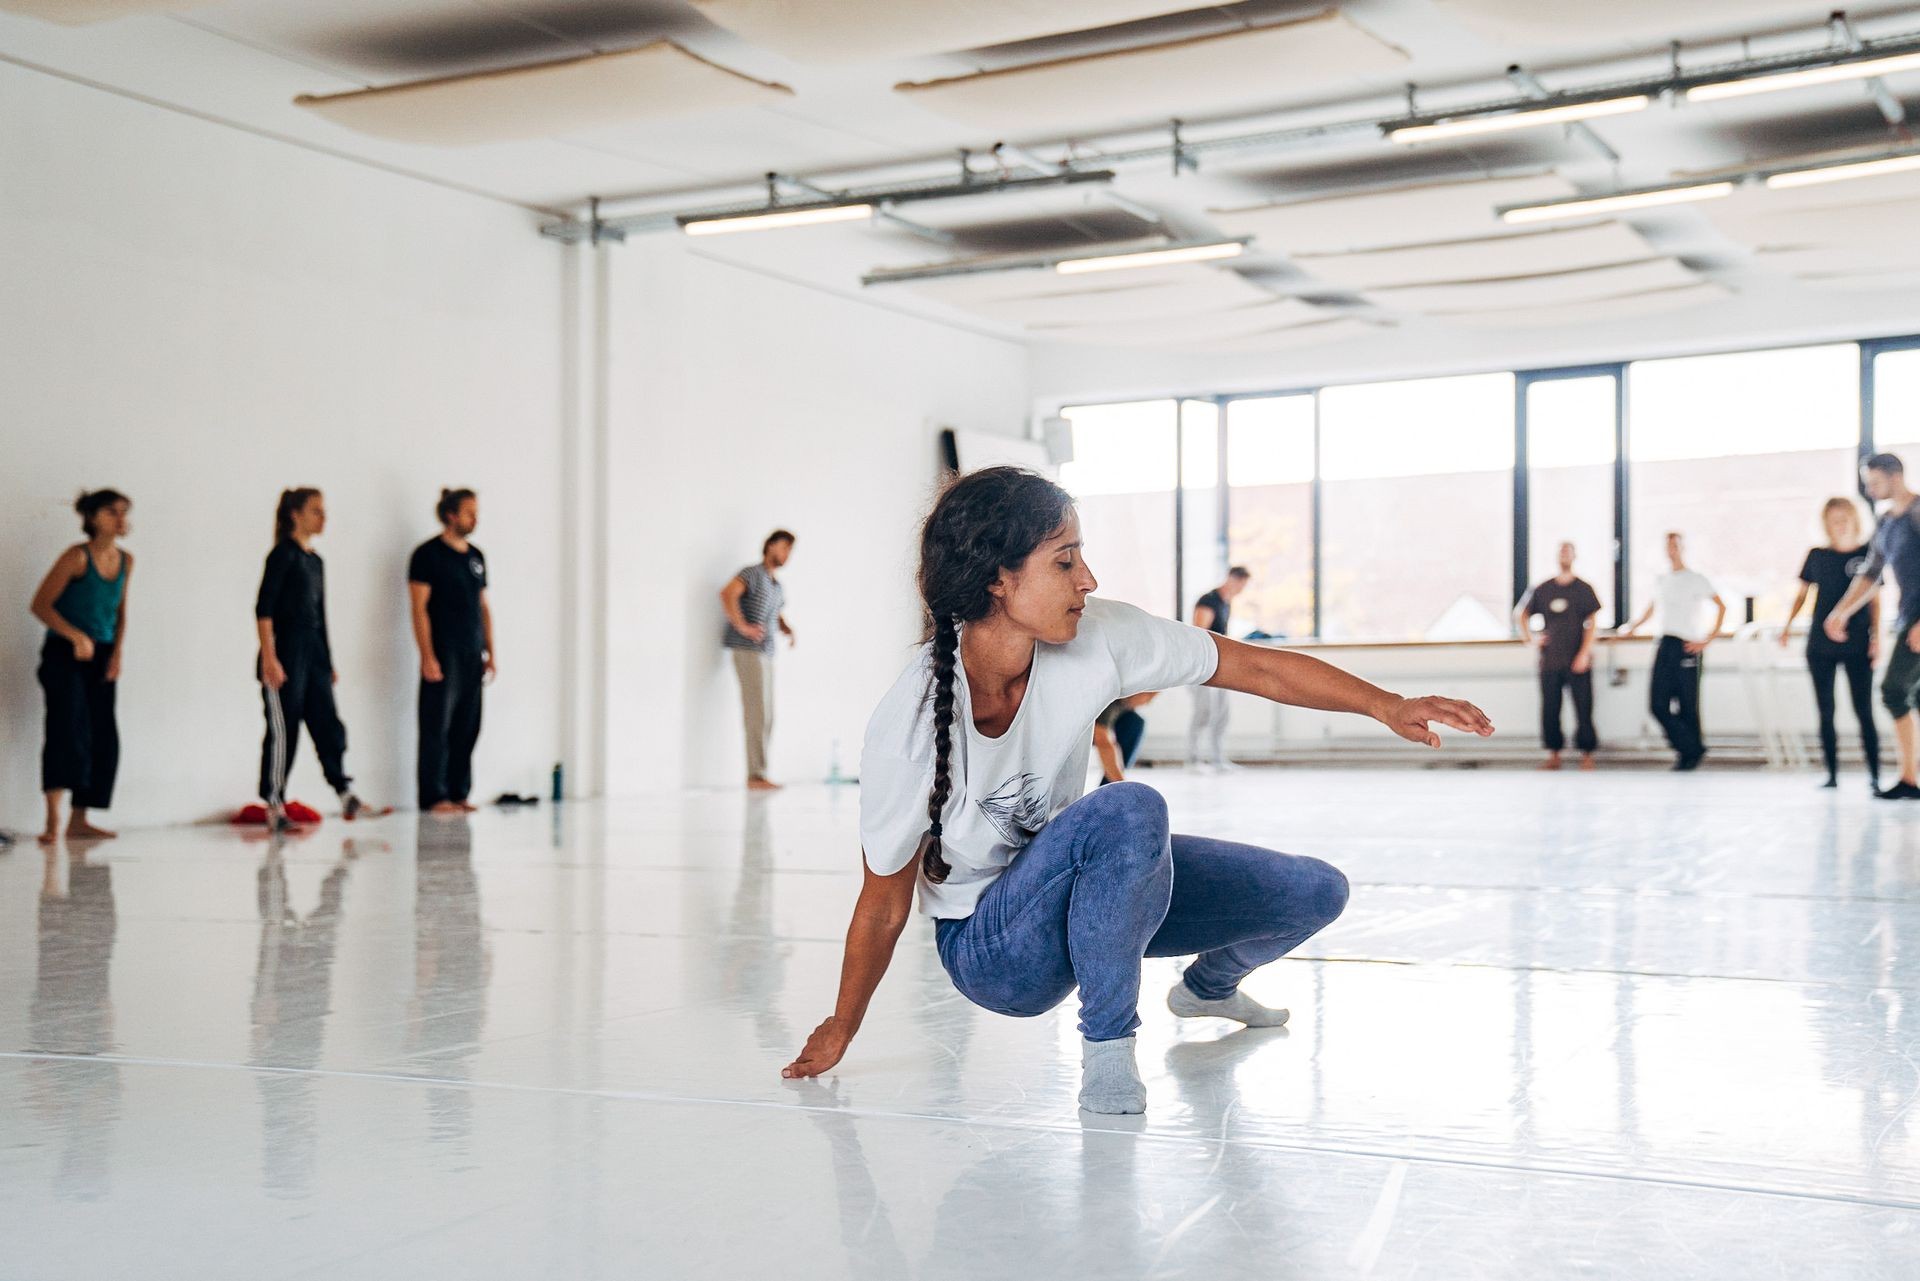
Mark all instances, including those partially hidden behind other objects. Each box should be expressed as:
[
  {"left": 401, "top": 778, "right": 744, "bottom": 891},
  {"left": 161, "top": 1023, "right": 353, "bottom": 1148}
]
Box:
[{"left": 4, "top": 769, "right": 1918, "bottom": 1279}]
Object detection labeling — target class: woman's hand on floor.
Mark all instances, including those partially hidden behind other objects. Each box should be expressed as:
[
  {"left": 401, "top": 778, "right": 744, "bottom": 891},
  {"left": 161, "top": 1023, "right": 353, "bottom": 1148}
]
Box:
[
  {"left": 1381, "top": 695, "right": 1494, "bottom": 748},
  {"left": 783, "top": 1016, "right": 853, "bottom": 1079}
]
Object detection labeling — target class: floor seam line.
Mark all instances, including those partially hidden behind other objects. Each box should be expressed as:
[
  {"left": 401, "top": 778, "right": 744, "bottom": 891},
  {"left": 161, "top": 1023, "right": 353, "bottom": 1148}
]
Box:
[{"left": 6, "top": 1049, "right": 1914, "bottom": 1214}]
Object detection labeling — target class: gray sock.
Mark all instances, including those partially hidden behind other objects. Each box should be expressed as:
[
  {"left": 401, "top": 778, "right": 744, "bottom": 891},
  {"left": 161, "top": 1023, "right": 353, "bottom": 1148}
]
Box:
[
  {"left": 1079, "top": 1035, "right": 1147, "bottom": 1114},
  {"left": 1168, "top": 979, "right": 1290, "bottom": 1027}
]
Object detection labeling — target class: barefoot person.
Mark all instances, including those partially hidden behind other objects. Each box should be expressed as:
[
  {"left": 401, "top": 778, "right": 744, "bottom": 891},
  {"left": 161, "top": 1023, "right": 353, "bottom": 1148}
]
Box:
[
  {"left": 1823, "top": 455, "right": 1920, "bottom": 799},
  {"left": 255, "top": 489, "right": 379, "bottom": 829},
  {"left": 721, "top": 530, "right": 795, "bottom": 791},
  {"left": 29, "top": 490, "right": 133, "bottom": 845},
  {"left": 1780, "top": 497, "right": 1880, "bottom": 791},
  {"left": 1514, "top": 541, "right": 1602, "bottom": 771},
  {"left": 782, "top": 468, "right": 1492, "bottom": 1114},
  {"left": 409, "top": 488, "right": 494, "bottom": 815}
]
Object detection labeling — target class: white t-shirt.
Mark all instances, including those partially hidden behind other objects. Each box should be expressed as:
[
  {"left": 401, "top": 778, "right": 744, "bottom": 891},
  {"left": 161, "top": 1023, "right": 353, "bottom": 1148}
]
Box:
[
  {"left": 1653, "top": 569, "right": 1719, "bottom": 643},
  {"left": 860, "top": 597, "right": 1220, "bottom": 920}
]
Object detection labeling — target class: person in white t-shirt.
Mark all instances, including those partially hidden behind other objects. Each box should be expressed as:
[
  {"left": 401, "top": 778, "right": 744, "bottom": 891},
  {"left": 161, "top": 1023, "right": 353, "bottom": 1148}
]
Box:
[
  {"left": 1621, "top": 531, "right": 1726, "bottom": 770},
  {"left": 781, "top": 467, "right": 1494, "bottom": 1115}
]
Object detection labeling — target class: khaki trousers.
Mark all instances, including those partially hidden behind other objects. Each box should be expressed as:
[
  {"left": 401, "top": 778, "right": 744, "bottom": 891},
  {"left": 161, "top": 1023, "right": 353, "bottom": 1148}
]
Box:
[{"left": 732, "top": 649, "right": 774, "bottom": 780}]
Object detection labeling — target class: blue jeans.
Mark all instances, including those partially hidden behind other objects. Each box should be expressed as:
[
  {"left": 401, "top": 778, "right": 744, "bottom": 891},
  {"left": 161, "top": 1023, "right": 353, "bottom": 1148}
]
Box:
[{"left": 934, "top": 782, "right": 1350, "bottom": 1042}]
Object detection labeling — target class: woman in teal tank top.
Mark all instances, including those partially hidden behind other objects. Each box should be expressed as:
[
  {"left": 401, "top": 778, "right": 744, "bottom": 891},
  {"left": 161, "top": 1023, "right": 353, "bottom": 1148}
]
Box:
[{"left": 29, "top": 489, "right": 134, "bottom": 846}]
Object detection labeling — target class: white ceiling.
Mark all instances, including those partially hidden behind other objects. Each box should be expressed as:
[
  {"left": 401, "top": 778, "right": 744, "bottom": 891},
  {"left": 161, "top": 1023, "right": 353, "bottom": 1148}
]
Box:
[{"left": 9, "top": 0, "right": 1920, "bottom": 352}]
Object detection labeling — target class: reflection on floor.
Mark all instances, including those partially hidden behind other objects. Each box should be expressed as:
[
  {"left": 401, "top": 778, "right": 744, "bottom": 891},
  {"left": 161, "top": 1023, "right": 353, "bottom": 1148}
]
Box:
[{"left": 3, "top": 770, "right": 1919, "bottom": 1278}]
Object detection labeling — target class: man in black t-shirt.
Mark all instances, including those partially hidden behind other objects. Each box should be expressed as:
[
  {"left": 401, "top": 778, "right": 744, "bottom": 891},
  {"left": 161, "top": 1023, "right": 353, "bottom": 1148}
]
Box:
[
  {"left": 408, "top": 488, "right": 494, "bottom": 813},
  {"left": 1187, "top": 567, "right": 1250, "bottom": 771},
  {"left": 1515, "top": 542, "right": 1603, "bottom": 770}
]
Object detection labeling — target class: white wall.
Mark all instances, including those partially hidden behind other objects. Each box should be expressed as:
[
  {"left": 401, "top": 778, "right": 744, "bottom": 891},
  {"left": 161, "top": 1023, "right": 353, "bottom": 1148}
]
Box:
[
  {"left": 601, "top": 241, "right": 1031, "bottom": 790},
  {"left": 0, "top": 62, "right": 568, "bottom": 828}
]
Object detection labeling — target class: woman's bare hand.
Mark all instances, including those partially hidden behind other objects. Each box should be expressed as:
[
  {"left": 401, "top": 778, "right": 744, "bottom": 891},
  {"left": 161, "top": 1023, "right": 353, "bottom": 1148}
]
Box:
[
  {"left": 783, "top": 1016, "right": 853, "bottom": 1079},
  {"left": 1382, "top": 695, "right": 1494, "bottom": 748}
]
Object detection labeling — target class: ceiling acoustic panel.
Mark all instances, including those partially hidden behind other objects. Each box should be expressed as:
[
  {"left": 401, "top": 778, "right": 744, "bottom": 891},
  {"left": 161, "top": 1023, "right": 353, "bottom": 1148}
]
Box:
[
  {"left": 1186, "top": 315, "right": 1384, "bottom": 355},
  {"left": 293, "top": 43, "right": 791, "bottom": 146},
  {"left": 689, "top": 0, "right": 1196, "bottom": 64},
  {"left": 1369, "top": 257, "right": 1698, "bottom": 313},
  {"left": 1297, "top": 221, "right": 1652, "bottom": 292},
  {"left": 911, "top": 265, "right": 1273, "bottom": 328},
  {"left": 1431, "top": 0, "right": 1907, "bottom": 49},
  {"left": 1211, "top": 173, "right": 1578, "bottom": 257},
  {"left": 895, "top": 12, "right": 1409, "bottom": 135},
  {"left": 1799, "top": 266, "right": 1920, "bottom": 293},
  {"left": 1434, "top": 283, "right": 1729, "bottom": 329},
  {"left": 0, "top": 0, "right": 206, "bottom": 22},
  {"left": 1030, "top": 297, "right": 1333, "bottom": 346}
]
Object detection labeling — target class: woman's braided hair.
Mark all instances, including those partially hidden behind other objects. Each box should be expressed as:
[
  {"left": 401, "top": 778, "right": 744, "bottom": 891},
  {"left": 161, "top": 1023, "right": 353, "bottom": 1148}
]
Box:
[{"left": 915, "top": 467, "right": 1075, "bottom": 883}]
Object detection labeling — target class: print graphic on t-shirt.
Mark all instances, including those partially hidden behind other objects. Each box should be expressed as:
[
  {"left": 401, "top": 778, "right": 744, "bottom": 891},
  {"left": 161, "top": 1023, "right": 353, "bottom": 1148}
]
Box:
[{"left": 977, "top": 772, "right": 1050, "bottom": 848}]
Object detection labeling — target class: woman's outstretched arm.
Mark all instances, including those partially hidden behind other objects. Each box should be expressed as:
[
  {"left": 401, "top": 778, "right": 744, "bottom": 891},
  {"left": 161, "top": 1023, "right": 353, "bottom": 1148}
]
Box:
[
  {"left": 1205, "top": 634, "right": 1494, "bottom": 748},
  {"left": 783, "top": 857, "right": 919, "bottom": 1079}
]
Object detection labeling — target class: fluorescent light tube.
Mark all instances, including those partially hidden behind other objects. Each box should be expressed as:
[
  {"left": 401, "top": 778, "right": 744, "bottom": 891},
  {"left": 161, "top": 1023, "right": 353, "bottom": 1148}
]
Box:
[
  {"left": 1500, "top": 181, "right": 1734, "bottom": 224},
  {"left": 1765, "top": 152, "right": 1920, "bottom": 189},
  {"left": 1688, "top": 50, "right": 1920, "bottom": 102},
  {"left": 1388, "top": 95, "right": 1648, "bottom": 144},
  {"left": 682, "top": 203, "right": 874, "bottom": 235},
  {"left": 1054, "top": 241, "right": 1245, "bottom": 274}
]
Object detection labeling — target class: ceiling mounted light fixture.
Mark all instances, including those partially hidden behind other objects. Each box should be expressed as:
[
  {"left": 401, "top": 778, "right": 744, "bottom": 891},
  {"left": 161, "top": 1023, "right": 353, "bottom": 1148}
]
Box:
[
  {"left": 681, "top": 202, "right": 875, "bottom": 235},
  {"left": 1499, "top": 181, "right": 1736, "bottom": 224},
  {"left": 1387, "top": 94, "right": 1648, "bottom": 144},
  {"left": 1688, "top": 48, "right": 1920, "bottom": 102},
  {"left": 1054, "top": 240, "right": 1248, "bottom": 274},
  {"left": 1764, "top": 150, "right": 1920, "bottom": 188}
]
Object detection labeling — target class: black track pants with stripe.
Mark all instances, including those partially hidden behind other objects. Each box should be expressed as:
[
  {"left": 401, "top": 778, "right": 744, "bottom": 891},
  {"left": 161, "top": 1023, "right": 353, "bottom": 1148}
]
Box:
[{"left": 259, "top": 643, "right": 350, "bottom": 806}]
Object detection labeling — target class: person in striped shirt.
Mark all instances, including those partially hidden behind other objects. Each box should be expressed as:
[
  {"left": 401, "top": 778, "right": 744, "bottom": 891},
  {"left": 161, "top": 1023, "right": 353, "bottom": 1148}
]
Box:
[{"left": 721, "top": 530, "right": 796, "bottom": 790}]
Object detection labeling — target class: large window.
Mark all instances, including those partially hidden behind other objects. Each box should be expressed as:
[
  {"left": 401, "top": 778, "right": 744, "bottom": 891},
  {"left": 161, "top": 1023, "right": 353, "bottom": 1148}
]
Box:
[
  {"left": 1628, "top": 344, "right": 1859, "bottom": 626},
  {"left": 1179, "top": 400, "right": 1225, "bottom": 625},
  {"left": 1225, "top": 395, "right": 1315, "bottom": 639},
  {"left": 1524, "top": 372, "right": 1619, "bottom": 621},
  {"left": 1060, "top": 400, "right": 1176, "bottom": 616},
  {"left": 1318, "top": 372, "right": 1515, "bottom": 641},
  {"left": 1054, "top": 330, "right": 1913, "bottom": 641}
]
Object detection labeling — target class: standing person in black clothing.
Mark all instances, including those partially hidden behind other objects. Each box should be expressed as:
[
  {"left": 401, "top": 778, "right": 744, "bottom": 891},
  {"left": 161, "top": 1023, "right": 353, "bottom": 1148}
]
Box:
[
  {"left": 409, "top": 488, "right": 495, "bottom": 815},
  {"left": 1514, "top": 541, "right": 1603, "bottom": 771},
  {"left": 255, "top": 488, "right": 377, "bottom": 828},
  {"left": 1186, "top": 567, "right": 1250, "bottom": 771},
  {"left": 1822, "top": 454, "right": 1920, "bottom": 798},
  {"left": 1780, "top": 498, "right": 1881, "bottom": 790}
]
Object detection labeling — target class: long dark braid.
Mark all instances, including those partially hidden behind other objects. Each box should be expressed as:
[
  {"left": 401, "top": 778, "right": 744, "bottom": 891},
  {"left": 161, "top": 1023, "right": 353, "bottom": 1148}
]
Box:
[{"left": 915, "top": 467, "right": 1075, "bottom": 883}]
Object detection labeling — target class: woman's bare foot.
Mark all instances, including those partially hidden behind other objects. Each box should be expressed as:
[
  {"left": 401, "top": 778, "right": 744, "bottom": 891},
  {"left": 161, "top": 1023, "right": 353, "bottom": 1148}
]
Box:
[
  {"left": 66, "top": 821, "right": 116, "bottom": 841},
  {"left": 457, "top": 801, "right": 479, "bottom": 813},
  {"left": 1537, "top": 753, "right": 1562, "bottom": 771},
  {"left": 747, "top": 777, "right": 782, "bottom": 792},
  {"left": 37, "top": 827, "right": 59, "bottom": 846},
  {"left": 429, "top": 801, "right": 464, "bottom": 816},
  {"left": 1579, "top": 753, "right": 1597, "bottom": 771}
]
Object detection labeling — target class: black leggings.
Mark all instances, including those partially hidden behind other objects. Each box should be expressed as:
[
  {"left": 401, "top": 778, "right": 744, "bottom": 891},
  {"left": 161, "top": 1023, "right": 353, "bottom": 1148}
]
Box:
[{"left": 1808, "top": 647, "right": 1880, "bottom": 780}]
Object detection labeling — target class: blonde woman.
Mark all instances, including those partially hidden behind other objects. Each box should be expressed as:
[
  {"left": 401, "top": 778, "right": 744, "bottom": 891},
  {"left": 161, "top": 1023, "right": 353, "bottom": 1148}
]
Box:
[{"left": 1781, "top": 496, "right": 1880, "bottom": 789}]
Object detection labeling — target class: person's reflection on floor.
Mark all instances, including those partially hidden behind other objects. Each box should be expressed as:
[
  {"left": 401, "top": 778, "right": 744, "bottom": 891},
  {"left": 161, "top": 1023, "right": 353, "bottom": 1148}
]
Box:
[
  {"left": 722, "top": 795, "right": 793, "bottom": 1053},
  {"left": 28, "top": 846, "right": 121, "bottom": 1201},
  {"left": 408, "top": 815, "right": 490, "bottom": 1146},
  {"left": 797, "top": 1086, "right": 912, "bottom": 1281},
  {"left": 251, "top": 836, "right": 359, "bottom": 1198}
]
